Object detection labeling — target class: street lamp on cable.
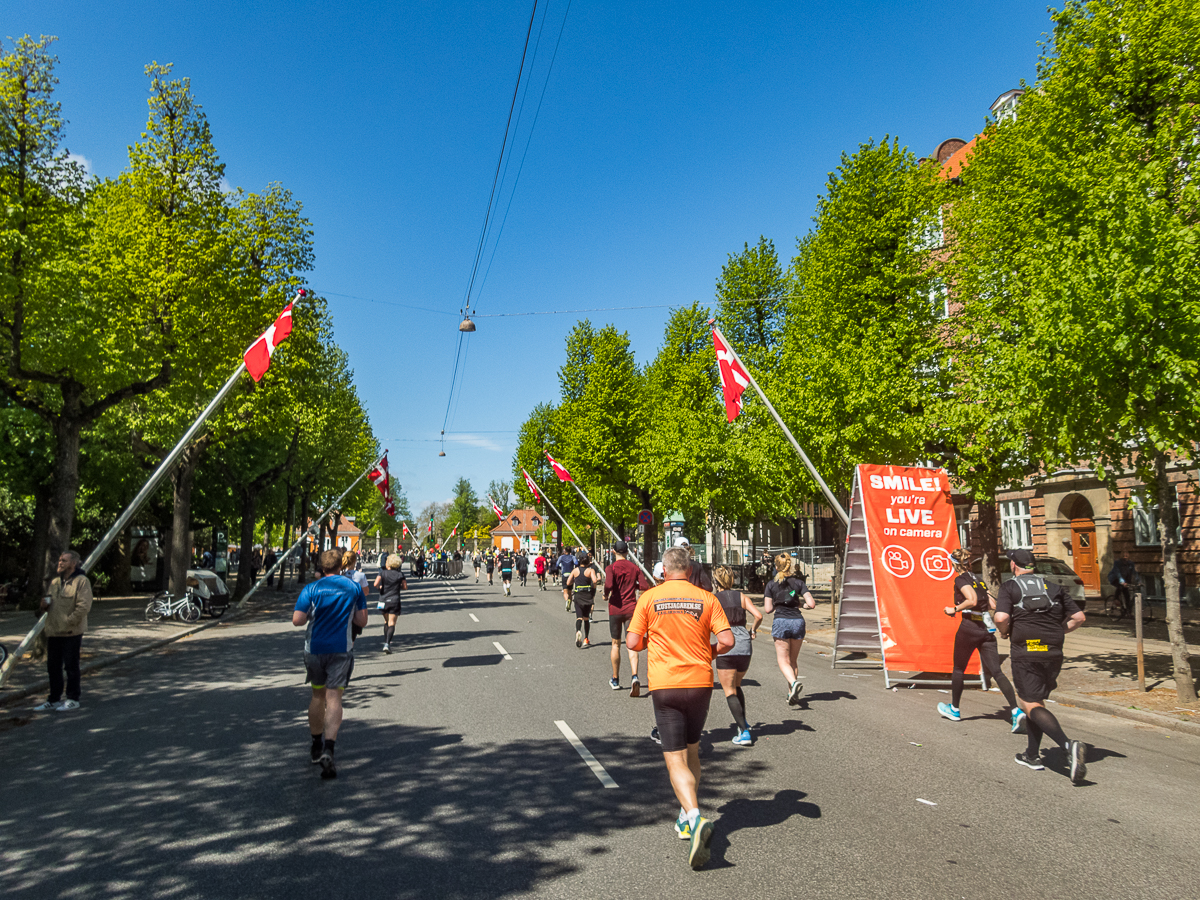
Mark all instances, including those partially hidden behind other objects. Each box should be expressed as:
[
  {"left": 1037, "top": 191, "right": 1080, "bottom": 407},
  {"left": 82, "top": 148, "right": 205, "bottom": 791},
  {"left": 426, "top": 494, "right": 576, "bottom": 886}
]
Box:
[{"left": 459, "top": 315, "right": 476, "bottom": 332}]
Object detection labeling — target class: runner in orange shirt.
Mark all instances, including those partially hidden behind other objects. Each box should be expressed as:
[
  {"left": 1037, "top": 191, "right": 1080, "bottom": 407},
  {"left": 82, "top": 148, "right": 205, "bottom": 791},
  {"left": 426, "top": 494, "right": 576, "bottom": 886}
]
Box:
[{"left": 628, "top": 547, "right": 733, "bottom": 870}]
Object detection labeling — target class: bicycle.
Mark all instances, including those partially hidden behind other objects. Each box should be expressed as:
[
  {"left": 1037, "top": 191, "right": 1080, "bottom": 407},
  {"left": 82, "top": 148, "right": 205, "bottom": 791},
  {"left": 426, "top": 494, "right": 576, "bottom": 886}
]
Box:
[{"left": 144, "top": 589, "right": 202, "bottom": 624}]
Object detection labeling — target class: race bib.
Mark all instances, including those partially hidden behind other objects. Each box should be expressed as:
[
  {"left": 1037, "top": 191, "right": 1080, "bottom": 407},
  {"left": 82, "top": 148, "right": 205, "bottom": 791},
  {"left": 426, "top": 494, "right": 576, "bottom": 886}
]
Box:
[{"left": 1024, "top": 639, "right": 1049, "bottom": 652}]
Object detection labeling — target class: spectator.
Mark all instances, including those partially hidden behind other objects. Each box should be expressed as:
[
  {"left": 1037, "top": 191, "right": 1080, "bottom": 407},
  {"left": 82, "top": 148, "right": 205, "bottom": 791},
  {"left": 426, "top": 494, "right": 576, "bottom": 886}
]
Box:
[{"left": 34, "top": 550, "right": 93, "bottom": 712}]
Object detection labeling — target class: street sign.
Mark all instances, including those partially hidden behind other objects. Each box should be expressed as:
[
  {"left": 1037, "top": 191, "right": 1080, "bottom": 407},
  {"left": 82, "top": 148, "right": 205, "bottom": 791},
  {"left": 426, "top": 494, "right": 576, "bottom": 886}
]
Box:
[{"left": 638, "top": 509, "right": 653, "bottom": 526}]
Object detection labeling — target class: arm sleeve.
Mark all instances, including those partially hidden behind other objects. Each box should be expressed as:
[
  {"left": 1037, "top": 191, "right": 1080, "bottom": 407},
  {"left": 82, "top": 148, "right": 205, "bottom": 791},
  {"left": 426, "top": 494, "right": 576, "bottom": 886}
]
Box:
[
  {"left": 994, "top": 582, "right": 1015, "bottom": 617},
  {"left": 629, "top": 597, "right": 649, "bottom": 635},
  {"left": 64, "top": 578, "right": 93, "bottom": 629},
  {"left": 709, "top": 600, "right": 731, "bottom": 635}
]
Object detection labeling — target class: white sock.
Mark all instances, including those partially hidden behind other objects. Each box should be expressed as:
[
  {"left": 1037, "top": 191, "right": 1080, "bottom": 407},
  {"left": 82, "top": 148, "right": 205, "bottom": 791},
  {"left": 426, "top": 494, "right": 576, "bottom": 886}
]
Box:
[
  {"left": 679, "top": 806, "right": 688, "bottom": 820},
  {"left": 686, "top": 807, "right": 700, "bottom": 825}
]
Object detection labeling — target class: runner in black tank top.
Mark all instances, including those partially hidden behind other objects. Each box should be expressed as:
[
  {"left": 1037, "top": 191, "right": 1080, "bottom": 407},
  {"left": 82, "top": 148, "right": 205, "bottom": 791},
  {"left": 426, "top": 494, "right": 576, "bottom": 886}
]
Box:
[
  {"left": 567, "top": 552, "right": 601, "bottom": 649},
  {"left": 937, "top": 549, "right": 1022, "bottom": 731},
  {"left": 713, "top": 565, "right": 763, "bottom": 746}
]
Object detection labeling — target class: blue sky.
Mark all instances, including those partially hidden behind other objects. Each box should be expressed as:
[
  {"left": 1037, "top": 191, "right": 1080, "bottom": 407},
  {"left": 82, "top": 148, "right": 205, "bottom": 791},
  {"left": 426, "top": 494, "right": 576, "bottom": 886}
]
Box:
[{"left": 7, "top": 1, "right": 1052, "bottom": 512}]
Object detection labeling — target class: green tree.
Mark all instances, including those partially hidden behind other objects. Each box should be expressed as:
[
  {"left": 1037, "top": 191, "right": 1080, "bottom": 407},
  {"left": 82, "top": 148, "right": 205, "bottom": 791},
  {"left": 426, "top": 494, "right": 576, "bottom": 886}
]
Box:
[{"left": 946, "top": 0, "right": 1200, "bottom": 699}]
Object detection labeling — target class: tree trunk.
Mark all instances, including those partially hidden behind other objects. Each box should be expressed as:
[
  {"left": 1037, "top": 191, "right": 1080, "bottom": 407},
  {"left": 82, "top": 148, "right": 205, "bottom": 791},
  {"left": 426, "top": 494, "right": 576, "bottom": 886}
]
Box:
[
  {"left": 977, "top": 489, "right": 1002, "bottom": 595},
  {"left": 111, "top": 529, "right": 132, "bottom": 595},
  {"left": 639, "top": 488, "right": 656, "bottom": 571},
  {"left": 233, "top": 490, "right": 258, "bottom": 600},
  {"left": 831, "top": 500, "right": 848, "bottom": 627},
  {"left": 43, "top": 406, "right": 83, "bottom": 583},
  {"left": 24, "top": 486, "right": 51, "bottom": 607},
  {"left": 1154, "top": 451, "right": 1196, "bottom": 702},
  {"left": 167, "top": 442, "right": 203, "bottom": 597},
  {"left": 298, "top": 490, "right": 311, "bottom": 583},
  {"left": 282, "top": 487, "right": 296, "bottom": 586}
]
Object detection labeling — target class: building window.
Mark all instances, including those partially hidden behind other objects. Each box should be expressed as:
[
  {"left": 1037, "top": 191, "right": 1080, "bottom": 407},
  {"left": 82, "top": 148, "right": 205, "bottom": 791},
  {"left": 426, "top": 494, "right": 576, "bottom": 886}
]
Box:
[
  {"left": 1129, "top": 488, "right": 1184, "bottom": 547},
  {"left": 955, "top": 504, "right": 972, "bottom": 551},
  {"left": 928, "top": 279, "right": 949, "bottom": 319},
  {"left": 1000, "top": 500, "right": 1032, "bottom": 549}
]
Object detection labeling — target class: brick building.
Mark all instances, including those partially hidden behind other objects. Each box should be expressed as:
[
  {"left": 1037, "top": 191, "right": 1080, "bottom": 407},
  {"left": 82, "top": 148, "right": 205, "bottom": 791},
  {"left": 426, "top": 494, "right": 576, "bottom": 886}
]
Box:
[{"left": 491, "top": 508, "right": 543, "bottom": 551}]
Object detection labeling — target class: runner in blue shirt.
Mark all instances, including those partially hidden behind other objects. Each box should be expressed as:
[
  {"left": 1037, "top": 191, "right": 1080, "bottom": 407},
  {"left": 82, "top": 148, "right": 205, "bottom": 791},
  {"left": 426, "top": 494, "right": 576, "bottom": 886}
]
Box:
[
  {"left": 293, "top": 548, "right": 368, "bottom": 779},
  {"left": 557, "top": 548, "right": 577, "bottom": 610}
]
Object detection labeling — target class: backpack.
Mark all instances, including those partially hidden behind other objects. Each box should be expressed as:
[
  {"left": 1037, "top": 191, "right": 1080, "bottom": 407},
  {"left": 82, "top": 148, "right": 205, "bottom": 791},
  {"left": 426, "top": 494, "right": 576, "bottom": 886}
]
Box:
[{"left": 1012, "top": 574, "right": 1056, "bottom": 613}]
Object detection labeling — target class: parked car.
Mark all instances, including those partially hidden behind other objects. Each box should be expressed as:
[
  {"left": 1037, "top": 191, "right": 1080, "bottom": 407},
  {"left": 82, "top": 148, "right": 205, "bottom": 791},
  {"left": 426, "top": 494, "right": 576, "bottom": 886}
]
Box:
[{"left": 970, "top": 554, "right": 1088, "bottom": 609}]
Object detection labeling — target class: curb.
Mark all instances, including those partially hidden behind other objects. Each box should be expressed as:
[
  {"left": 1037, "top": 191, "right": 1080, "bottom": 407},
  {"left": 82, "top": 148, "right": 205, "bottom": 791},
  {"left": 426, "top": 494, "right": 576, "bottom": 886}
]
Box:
[
  {"left": 807, "top": 629, "right": 1200, "bottom": 738},
  {"left": 1051, "top": 690, "right": 1200, "bottom": 738},
  {"left": 0, "top": 592, "right": 284, "bottom": 711}
]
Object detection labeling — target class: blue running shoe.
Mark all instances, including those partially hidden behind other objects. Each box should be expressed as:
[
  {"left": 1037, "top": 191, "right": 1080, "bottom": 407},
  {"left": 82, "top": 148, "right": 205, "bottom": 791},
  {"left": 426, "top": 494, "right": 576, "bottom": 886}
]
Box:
[
  {"left": 609, "top": 677, "right": 620, "bottom": 690},
  {"left": 1011, "top": 708, "right": 1027, "bottom": 734},
  {"left": 732, "top": 729, "right": 753, "bottom": 747},
  {"left": 937, "top": 702, "right": 961, "bottom": 721}
]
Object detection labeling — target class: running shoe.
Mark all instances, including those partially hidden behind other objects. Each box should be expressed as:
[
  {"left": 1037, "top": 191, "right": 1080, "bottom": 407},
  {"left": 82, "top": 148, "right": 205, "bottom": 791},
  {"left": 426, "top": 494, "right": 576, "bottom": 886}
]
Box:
[
  {"left": 576, "top": 630, "right": 583, "bottom": 648},
  {"left": 565, "top": 598, "right": 572, "bottom": 611},
  {"left": 937, "top": 702, "right": 961, "bottom": 722},
  {"left": 629, "top": 676, "right": 641, "bottom": 698},
  {"left": 609, "top": 678, "right": 621, "bottom": 690},
  {"left": 56, "top": 699, "right": 80, "bottom": 711},
  {"left": 311, "top": 742, "right": 324, "bottom": 764},
  {"left": 688, "top": 817, "right": 714, "bottom": 869},
  {"left": 1011, "top": 708, "right": 1027, "bottom": 734},
  {"left": 382, "top": 643, "right": 391, "bottom": 654},
  {"left": 33, "top": 701, "right": 59, "bottom": 711},
  {"left": 787, "top": 679, "right": 804, "bottom": 706},
  {"left": 650, "top": 726, "right": 661, "bottom": 745},
  {"left": 319, "top": 750, "right": 337, "bottom": 779},
  {"left": 732, "top": 729, "right": 753, "bottom": 747},
  {"left": 1068, "top": 740, "right": 1089, "bottom": 784},
  {"left": 1014, "top": 751, "right": 1045, "bottom": 771},
  {"left": 674, "top": 814, "right": 692, "bottom": 840},
  {"left": 582, "top": 639, "right": 591, "bottom": 648}
]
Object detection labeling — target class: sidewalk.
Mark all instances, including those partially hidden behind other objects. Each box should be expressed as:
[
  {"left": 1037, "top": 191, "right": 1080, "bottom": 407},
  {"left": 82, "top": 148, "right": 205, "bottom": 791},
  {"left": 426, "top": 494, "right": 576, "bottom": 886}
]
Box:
[{"left": 0, "top": 585, "right": 299, "bottom": 709}]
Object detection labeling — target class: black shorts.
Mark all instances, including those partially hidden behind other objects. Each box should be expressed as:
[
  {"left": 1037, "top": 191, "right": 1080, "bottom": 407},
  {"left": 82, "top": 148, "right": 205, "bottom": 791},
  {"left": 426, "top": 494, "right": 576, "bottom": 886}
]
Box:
[
  {"left": 1011, "top": 654, "right": 1063, "bottom": 703},
  {"left": 609, "top": 613, "right": 632, "bottom": 640},
  {"left": 651, "top": 687, "right": 712, "bottom": 752},
  {"left": 501, "top": 571, "right": 512, "bottom": 582},
  {"left": 381, "top": 601, "right": 402, "bottom": 615},
  {"left": 715, "top": 654, "right": 750, "bottom": 672},
  {"left": 573, "top": 598, "right": 594, "bottom": 617}
]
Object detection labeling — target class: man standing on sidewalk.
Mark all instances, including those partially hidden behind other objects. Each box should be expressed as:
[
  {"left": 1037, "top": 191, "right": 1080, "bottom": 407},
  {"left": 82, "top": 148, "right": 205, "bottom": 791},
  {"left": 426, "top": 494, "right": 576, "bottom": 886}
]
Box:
[
  {"left": 34, "top": 550, "right": 93, "bottom": 712},
  {"left": 604, "top": 540, "right": 651, "bottom": 695},
  {"left": 994, "top": 548, "right": 1089, "bottom": 784},
  {"left": 627, "top": 547, "right": 733, "bottom": 870},
  {"left": 293, "top": 548, "right": 368, "bottom": 779}
]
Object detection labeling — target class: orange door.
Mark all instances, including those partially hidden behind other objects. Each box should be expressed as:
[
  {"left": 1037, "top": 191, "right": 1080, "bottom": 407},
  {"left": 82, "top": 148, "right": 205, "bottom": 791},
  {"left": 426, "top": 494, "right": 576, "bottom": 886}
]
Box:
[{"left": 1071, "top": 519, "right": 1100, "bottom": 593}]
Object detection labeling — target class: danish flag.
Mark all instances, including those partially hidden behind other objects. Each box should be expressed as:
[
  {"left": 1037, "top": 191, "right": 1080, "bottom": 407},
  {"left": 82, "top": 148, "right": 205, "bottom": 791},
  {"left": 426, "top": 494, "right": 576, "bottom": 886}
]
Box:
[
  {"left": 545, "top": 452, "right": 573, "bottom": 483},
  {"left": 521, "top": 469, "right": 541, "bottom": 504},
  {"left": 712, "top": 325, "right": 752, "bottom": 422},
  {"left": 489, "top": 497, "right": 505, "bottom": 521},
  {"left": 401, "top": 522, "right": 411, "bottom": 537},
  {"left": 243, "top": 290, "right": 304, "bottom": 381}
]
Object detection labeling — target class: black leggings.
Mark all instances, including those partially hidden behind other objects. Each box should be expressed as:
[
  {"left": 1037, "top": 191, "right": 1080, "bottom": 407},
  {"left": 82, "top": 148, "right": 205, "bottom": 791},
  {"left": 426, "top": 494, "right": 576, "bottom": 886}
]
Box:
[{"left": 952, "top": 624, "right": 1016, "bottom": 710}]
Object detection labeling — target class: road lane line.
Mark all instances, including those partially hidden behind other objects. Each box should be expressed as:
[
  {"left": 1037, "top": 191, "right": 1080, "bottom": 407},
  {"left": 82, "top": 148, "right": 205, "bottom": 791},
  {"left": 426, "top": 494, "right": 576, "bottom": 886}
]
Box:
[
  {"left": 469, "top": 613, "right": 479, "bottom": 622},
  {"left": 493, "top": 641, "right": 512, "bottom": 660},
  {"left": 555, "top": 720, "right": 619, "bottom": 789}
]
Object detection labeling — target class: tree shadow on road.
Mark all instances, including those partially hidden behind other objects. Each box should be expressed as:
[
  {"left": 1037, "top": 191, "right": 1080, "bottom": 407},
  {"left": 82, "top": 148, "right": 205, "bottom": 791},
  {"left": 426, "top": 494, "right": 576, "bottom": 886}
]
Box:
[{"left": 0, "top": 622, "right": 763, "bottom": 900}]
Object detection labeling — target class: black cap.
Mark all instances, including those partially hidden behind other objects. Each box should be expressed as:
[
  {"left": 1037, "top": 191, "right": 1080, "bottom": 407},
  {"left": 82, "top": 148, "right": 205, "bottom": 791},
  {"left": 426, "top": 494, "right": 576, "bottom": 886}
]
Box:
[
  {"left": 1007, "top": 548, "right": 1036, "bottom": 569},
  {"left": 613, "top": 540, "right": 628, "bottom": 553}
]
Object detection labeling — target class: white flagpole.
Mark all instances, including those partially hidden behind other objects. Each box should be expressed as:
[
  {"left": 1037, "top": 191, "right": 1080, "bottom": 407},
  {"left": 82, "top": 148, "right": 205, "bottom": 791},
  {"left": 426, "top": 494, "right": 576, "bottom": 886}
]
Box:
[
  {"left": 233, "top": 452, "right": 386, "bottom": 609},
  {"left": 520, "top": 471, "right": 588, "bottom": 554},
  {"left": 566, "top": 479, "right": 656, "bottom": 585},
  {"left": 712, "top": 323, "right": 849, "bottom": 526}
]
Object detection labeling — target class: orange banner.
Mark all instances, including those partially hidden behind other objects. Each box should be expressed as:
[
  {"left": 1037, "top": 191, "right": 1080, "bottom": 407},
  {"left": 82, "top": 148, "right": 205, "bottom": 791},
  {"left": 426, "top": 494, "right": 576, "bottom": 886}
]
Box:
[{"left": 859, "top": 464, "right": 972, "bottom": 674}]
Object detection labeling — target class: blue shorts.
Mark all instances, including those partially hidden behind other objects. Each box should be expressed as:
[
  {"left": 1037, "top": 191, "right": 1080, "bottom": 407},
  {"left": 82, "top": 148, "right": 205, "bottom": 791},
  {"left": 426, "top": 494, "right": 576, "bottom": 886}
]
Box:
[{"left": 771, "top": 617, "right": 806, "bottom": 641}]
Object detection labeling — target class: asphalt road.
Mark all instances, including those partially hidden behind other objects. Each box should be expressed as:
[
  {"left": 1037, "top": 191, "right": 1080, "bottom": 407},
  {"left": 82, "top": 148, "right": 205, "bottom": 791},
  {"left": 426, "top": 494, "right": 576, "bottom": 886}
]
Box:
[{"left": 2, "top": 567, "right": 1198, "bottom": 900}]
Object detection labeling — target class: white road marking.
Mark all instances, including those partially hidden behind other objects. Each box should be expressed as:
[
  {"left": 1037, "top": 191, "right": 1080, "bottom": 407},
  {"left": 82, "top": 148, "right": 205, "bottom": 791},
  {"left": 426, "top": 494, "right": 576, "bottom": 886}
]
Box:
[
  {"left": 555, "top": 720, "right": 619, "bottom": 789},
  {"left": 493, "top": 641, "right": 512, "bottom": 660},
  {"left": 469, "top": 613, "right": 479, "bottom": 623},
  {"left": 917, "top": 798, "right": 937, "bottom": 806}
]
